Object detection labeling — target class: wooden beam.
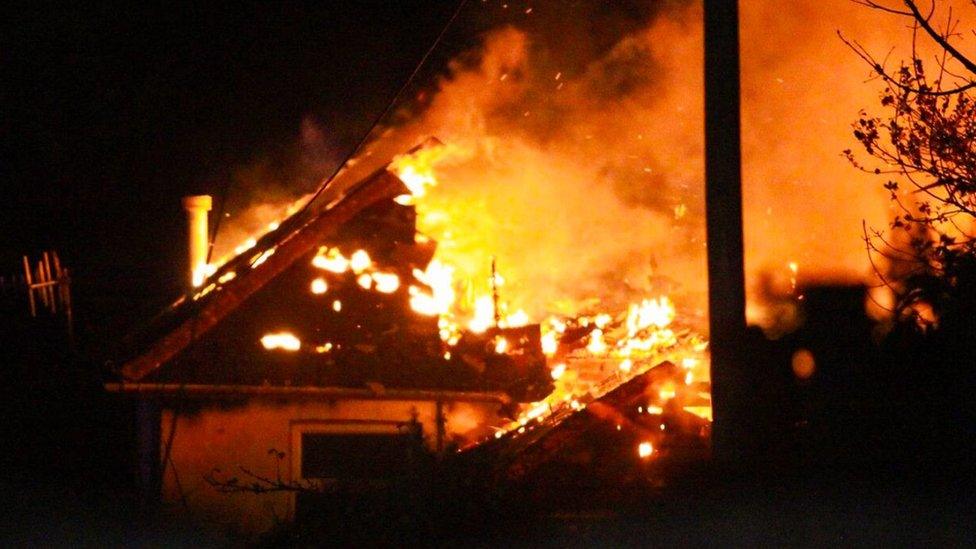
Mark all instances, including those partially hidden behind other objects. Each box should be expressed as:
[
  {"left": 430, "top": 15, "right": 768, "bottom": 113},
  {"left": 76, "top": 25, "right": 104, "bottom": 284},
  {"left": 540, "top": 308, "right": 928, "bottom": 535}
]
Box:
[
  {"left": 120, "top": 171, "right": 406, "bottom": 381},
  {"left": 104, "top": 382, "right": 511, "bottom": 405},
  {"left": 704, "top": 0, "right": 748, "bottom": 462}
]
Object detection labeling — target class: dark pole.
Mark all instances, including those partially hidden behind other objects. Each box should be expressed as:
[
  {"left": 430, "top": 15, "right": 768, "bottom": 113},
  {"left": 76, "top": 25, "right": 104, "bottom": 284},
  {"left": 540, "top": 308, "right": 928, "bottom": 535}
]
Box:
[{"left": 704, "top": 0, "right": 748, "bottom": 463}]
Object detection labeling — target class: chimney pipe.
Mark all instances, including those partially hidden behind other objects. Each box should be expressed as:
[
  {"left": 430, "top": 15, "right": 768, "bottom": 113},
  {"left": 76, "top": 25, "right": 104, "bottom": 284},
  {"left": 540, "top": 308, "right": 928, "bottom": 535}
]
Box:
[{"left": 182, "top": 195, "right": 212, "bottom": 288}]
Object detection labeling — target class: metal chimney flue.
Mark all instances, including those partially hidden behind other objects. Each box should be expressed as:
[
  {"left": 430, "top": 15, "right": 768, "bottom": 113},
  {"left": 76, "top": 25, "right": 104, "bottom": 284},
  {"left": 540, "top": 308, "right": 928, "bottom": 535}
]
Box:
[{"left": 182, "top": 195, "right": 212, "bottom": 288}]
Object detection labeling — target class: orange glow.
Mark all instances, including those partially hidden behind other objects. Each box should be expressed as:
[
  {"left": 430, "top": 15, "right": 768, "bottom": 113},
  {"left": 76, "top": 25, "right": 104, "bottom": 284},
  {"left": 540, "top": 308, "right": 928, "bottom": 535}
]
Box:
[{"left": 791, "top": 348, "right": 816, "bottom": 380}]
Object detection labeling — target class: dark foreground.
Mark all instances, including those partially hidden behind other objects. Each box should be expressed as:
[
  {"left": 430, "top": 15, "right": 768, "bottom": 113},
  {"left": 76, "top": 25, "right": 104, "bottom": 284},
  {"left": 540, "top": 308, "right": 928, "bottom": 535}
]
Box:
[{"left": 3, "top": 463, "right": 975, "bottom": 547}]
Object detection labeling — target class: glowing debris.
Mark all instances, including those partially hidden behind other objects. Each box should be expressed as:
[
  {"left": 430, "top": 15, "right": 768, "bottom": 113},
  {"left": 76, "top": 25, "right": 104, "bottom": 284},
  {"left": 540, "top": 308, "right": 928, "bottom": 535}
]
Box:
[
  {"left": 310, "top": 278, "right": 328, "bottom": 295},
  {"left": 314, "top": 343, "right": 333, "bottom": 354},
  {"left": 638, "top": 441, "right": 654, "bottom": 458},
  {"left": 261, "top": 332, "right": 301, "bottom": 351},
  {"left": 541, "top": 330, "right": 559, "bottom": 356},
  {"left": 350, "top": 250, "right": 372, "bottom": 274},
  {"left": 250, "top": 248, "right": 275, "bottom": 268},
  {"left": 372, "top": 272, "right": 400, "bottom": 293},
  {"left": 468, "top": 295, "right": 495, "bottom": 333},
  {"left": 586, "top": 328, "right": 607, "bottom": 354},
  {"left": 312, "top": 247, "right": 350, "bottom": 273}
]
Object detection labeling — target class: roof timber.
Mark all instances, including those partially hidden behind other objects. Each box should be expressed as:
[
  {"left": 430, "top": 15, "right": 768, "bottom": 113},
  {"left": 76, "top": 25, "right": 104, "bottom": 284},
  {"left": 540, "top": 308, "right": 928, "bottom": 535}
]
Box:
[
  {"left": 105, "top": 382, "right": 511, "bottom": 404},
  {"left": 120, "top": 170, "right": 407, "bottom": 381}
]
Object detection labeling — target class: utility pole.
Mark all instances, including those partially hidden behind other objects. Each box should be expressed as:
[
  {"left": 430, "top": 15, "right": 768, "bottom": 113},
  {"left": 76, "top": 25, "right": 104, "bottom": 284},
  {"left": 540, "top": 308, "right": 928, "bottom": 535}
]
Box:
[{"left": 704, "top": 0, "right": 748, "bottom": 463}]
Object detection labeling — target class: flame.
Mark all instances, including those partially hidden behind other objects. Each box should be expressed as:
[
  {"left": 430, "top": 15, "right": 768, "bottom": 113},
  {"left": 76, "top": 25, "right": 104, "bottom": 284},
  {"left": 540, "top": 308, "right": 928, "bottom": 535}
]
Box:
[
  {"left": 627, "top": 297, "right": 675, "bottom": 333},
  {"left": 235, "top": 238, "right": 257, "bottom": 257},
  {"left": 541, "top": 330, "right": 559, "bottom": 356},
  {"left": 408, "top": 287, "right": 438, "bottom": 316},
  {"left": 391, "top": 147, "right": 712, "bottom": 443},
  {"left": 371, "top": 272, "right": 400, "bottom": 294},
  {"left": 249, "top": 248, "right": 274, "bottom": 268},
  {"left": 682, "top": 406, "right": 712, "bottom": 422},
  {"left": 314, "top": 342, "right": 333, "bottom": 354},
  {"left": 349, "top": 249, "right": 372, "bottom": 274},
  {"left": 586, "top": 328, "right": 607, "bottom": 355},
  {"left": 261, "top": 332, "right": 301, "bottom": 351},
  {"left": 468, "top": 295, "right": 495, "bottom": 333},
  {"left": 410, "top": 260, "right": 456, "bottom": 316},
  {"left": 501, "top": 309, "right": 529, "bottom": 328},
  {"left": 493, "top": 336, "right": 509, "bottom": 354},
  {"left": 192, "top": 263, "right": 218, "bottom": 287},
  {"left": 312, "top": 247, "right": 350, "bottom": 273},
  {"left": 389, "top": 143, "right": 463, "bottom": 198}
]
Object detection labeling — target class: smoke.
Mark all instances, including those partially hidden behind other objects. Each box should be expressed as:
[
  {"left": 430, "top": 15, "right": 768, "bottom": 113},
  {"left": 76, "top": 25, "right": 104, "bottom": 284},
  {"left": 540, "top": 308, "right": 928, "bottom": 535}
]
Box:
[
  {"left": 382, "top": 0, "right": 940, "bottom": 327},
  {"left": 215, "top": 0, "right": 972, "bottom": 329},
  {"left": 370, "top": 7, "right": 709, "bottom": 324},
  {"left": 209, "top": 116, "right": 337, "bottom": 262}
]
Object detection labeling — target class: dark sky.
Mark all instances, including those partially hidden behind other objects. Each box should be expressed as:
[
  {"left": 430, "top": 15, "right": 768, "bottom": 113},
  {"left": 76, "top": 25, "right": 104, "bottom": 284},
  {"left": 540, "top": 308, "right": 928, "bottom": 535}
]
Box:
[{"left": 1, "top": 2, "right": 469, "bottom": 338}]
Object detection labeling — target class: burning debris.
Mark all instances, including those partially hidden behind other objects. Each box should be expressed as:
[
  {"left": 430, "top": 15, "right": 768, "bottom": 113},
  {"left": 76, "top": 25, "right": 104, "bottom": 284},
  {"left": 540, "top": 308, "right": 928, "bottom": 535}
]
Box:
[
  {"left": 119, "top": 138, "right": 711, "bottom": 456},
  {"left": 230, "top": 143, "right": 707, "bottom": 443}
]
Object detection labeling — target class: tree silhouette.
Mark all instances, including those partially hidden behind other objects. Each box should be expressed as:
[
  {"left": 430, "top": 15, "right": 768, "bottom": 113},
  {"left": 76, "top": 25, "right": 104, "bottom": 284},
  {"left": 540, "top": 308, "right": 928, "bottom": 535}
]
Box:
[{"left": 842, "top": 0, "right": 976, "bottom": 327}]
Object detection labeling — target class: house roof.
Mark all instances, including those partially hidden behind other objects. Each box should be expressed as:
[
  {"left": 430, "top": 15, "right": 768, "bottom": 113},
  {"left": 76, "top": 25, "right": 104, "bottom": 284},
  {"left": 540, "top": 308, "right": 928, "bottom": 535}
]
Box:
[{"left": 116, "top": 149, "right": 420, "bottom": 382}]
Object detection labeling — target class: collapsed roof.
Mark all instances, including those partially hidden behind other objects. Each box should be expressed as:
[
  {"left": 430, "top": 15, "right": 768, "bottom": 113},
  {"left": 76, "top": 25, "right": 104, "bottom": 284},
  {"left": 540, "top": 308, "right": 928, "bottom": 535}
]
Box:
[{"left": 114, "top": 140, "right": 551, "bottom": 399}]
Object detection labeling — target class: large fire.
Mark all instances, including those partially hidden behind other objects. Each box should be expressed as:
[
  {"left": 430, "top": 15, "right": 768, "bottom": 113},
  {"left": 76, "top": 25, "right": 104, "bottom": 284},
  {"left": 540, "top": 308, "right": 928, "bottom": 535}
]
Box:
[
  {"left": 226, "top": 141, "right": 713, "bottom": 447},
  {"left": 387, "top": 145, "right": 712, "bottom": 439}
]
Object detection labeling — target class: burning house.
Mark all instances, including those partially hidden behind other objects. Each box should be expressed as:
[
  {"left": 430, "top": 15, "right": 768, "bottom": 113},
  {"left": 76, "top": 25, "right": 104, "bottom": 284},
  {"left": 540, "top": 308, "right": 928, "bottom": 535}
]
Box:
[{"left": 107, "top": 139, "right": 711, "bottom": 535}]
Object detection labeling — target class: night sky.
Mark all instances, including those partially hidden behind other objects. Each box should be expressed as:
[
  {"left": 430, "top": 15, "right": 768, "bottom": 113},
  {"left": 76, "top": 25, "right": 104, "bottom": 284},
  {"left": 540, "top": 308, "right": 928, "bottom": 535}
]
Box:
[{"left": 2, "top": 2, "right": 466, "bottom": 341}]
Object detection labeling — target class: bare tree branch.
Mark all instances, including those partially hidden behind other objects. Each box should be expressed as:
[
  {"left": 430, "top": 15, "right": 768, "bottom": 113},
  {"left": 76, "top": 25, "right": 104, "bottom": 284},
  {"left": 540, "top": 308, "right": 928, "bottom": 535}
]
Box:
[{"left": 903, "top": 0, "right": 976, "bottom": 76}]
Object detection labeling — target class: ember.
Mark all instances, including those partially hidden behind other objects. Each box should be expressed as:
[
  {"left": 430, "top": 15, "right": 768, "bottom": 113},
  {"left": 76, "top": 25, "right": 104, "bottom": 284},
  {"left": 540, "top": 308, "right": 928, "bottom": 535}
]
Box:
[{"left": 260, "top": 332, "right": 301, "bottom": 351}]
